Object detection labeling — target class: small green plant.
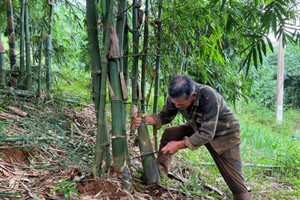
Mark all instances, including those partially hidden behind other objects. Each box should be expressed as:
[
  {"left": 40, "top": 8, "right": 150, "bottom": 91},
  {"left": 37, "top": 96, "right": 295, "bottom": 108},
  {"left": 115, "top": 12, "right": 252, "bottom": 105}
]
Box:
[{"left": 50, "top": 180, "right": 79, "bottom": 200}]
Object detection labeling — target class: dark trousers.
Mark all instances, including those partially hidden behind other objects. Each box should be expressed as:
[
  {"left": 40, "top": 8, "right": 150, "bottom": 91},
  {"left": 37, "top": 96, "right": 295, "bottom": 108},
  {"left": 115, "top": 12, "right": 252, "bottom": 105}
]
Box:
[{"left": 159, "top": 124, "right": 249, "bottom": 195}]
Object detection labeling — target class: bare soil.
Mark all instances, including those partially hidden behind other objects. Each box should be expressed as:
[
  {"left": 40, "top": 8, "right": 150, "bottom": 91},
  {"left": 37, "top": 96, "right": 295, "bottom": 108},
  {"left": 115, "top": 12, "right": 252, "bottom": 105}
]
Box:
[{"left": 0, "top": 99, "right": 196, "bottom": 200}]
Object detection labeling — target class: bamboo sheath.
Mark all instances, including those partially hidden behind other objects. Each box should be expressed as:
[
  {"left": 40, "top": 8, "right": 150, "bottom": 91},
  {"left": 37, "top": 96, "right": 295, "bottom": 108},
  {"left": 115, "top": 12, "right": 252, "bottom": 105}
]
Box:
[{"left": 138, "top": 119, "right": 159, "bottom": 184}]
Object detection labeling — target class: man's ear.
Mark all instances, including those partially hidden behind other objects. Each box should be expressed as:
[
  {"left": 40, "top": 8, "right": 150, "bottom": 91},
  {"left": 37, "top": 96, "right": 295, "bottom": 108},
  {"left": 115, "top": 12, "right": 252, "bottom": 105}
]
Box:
[{"left": 191, "top": 92, "right": 197, "bottom": 99}]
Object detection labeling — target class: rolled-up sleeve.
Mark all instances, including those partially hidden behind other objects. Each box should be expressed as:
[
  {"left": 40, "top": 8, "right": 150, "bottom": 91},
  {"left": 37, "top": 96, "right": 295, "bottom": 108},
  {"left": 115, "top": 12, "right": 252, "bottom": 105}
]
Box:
[{"left": 151, "top": 97, "right": 178, "bottom": 130}]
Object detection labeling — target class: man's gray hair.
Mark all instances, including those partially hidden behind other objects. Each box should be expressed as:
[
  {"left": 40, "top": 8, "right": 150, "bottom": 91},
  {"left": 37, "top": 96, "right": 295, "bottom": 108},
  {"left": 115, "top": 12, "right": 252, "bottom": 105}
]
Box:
[{"left": 169, "top": 75, "right": 195, "bottom": 99}]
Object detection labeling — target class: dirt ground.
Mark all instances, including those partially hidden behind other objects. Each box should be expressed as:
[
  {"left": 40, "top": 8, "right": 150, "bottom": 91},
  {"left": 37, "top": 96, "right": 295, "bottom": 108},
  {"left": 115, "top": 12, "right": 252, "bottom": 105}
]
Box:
[
  {"left": 1, "top": 97, "right": 298, "bottom": 199},
  {"left": 0, "top": 98, "right": 201, "bottom": 200}
]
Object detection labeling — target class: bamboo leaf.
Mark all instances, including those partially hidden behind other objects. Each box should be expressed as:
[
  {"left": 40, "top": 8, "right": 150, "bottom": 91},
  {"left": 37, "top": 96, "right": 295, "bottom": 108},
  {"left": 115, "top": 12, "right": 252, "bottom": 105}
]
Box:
[
  {"left": 275, "top": 2, "right": 288, "bottom": 17},
  {"left": 266, "top": 36, "right": 274, "bottom": 52},
  {"left": 260, "top": 39, "right": 267, "bottom": 55},
  {"left": 256, "top": 42, "right": 263, "bottom": 65},
  {"left": 252, "top": 46, "right": 257, "bottom": 69},
  {"left": 246, "top": 49, "right": 252, "bottom": 75},
  {"left": 220, "top": 0, "right": 226, "bottom": 11}
]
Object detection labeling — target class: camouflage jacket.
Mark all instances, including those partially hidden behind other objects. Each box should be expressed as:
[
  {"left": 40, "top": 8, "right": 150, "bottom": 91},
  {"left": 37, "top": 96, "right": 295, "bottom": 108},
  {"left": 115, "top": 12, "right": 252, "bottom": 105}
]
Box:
[{"left": 152, "top": 84, "right": 241, "bottom": 154}]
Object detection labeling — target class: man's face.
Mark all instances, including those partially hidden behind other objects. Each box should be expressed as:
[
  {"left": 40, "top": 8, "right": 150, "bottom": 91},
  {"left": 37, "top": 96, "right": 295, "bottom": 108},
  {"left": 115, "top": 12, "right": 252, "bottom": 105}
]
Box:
[{"left": 170, "top": 93, "right": 196, "bottom": 110}]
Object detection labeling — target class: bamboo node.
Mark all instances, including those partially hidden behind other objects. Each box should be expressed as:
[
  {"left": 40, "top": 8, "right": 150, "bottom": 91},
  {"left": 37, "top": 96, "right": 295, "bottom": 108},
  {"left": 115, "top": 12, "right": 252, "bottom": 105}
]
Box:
[{"left": 111, "top": 135, "right": 125, "bottom": 139}]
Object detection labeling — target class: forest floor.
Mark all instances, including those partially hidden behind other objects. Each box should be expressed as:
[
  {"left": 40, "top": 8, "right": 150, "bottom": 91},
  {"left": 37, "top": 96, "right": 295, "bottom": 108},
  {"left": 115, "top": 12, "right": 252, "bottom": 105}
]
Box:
[
  {"left": 0, "top": 96, "right": 206, "bottom": 200},
  {"left": 0, "top": 95, "right": 299, "bottom": 199}
]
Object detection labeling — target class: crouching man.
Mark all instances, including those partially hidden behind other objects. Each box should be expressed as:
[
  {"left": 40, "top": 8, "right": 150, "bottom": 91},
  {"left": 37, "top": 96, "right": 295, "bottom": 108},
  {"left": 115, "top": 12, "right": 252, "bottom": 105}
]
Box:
[{"left": 134, "top": 75, "right": 252, "bottom": 200}]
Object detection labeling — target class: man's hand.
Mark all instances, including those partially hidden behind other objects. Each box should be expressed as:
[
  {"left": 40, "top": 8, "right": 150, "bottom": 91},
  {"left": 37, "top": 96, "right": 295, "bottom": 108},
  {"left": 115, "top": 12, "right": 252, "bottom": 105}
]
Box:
[
  {"left": 161, "top": 140, "right": 186, "bottom": 155},
  {"left": 133, "top": 114, "right": 156, "bottom": 128}
]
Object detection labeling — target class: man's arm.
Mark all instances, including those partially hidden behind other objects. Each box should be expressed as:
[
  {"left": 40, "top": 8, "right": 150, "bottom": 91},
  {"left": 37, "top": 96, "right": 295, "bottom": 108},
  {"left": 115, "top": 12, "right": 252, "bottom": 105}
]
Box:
[{"left": 133, "top": 97, "right": 178, "bottom": 129}]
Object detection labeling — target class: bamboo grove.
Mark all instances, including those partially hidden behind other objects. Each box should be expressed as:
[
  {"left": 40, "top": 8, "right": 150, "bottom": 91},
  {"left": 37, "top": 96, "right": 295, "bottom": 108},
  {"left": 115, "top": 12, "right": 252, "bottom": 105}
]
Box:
[
  {"left": 1, "top": 0, "right": 300, "bottom": 191},
  {"left": 0, "top": 0, "right": 54, "bottom": 96}
]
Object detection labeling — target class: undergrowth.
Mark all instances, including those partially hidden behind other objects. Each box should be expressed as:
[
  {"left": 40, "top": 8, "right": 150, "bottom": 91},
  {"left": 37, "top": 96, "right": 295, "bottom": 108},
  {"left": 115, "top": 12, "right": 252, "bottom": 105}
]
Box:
[{"left": 170, "top": 101, "right": 300, "bottom": 199}]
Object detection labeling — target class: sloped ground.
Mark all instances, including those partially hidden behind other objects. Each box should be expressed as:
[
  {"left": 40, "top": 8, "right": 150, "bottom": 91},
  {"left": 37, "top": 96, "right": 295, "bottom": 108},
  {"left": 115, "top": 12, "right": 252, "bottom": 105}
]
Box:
[
  {"left": 1, "top": 95, "right": 299, "bottom": 199},
  {"left": 0, "top": 96, "right": 203, "bottom": 200}
]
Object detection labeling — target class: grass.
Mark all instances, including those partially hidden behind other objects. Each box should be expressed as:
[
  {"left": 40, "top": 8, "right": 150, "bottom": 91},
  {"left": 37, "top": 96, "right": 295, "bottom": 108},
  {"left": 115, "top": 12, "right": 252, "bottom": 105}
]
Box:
[
  {"left": 170, "top": 101, "right": 300, "bottom": 199},
  {"left": 52, "top": 67, "right": 92, "bottom": 104}
]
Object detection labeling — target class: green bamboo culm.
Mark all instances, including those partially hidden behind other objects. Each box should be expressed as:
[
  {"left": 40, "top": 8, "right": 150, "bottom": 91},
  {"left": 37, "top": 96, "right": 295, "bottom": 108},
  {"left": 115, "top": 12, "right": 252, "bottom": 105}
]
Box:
[
  {"left": 116, "top": 0, "right": 130, "bottom": 167},
  {"left": 131, "top": 0, "right": 139, "bottom": 105},
  {"left": 123, "top": 20, "right": 129, "bottom": 84},
  {"left": 116, "top": 0, "right": 126, "bottom": 71},
  {"left": 86, "top": 0, "right": 101, "bottom": 113},
  {"left": 93, "top": 0, "right": 114, "bottom": 178},
  {"left": 24, "top": 0, "right": 32, "bottom": 90},
  {"left": 132, "top": 0, "right": 159, "bottom": 184},
  {"left": 45, "top": 0, "right": 54, "bottom": 93},
  {"left": 0, "top": 33, "right": 5, "bottom": 87},
  {"left": 153, "top": 0, "right": 163, "bottom": 151},
  {"left": 108, "top": 28, "right": 127, "bottom": 171},
  {"left": 137, "top": 117, "right": 159, "bottom": 184},
  {"left": 5, "top": 0, "right": 18, "bottom": 87},
  {"left": 141, "top": 0, "right": 149, "bottom": 113},
  {"left": 19, "top": 0, "right": 25, "bottom": 88},
  {"left": 37, "top": 26, "right": 43, "bottom": 96},
  {"left": 114, "top": 0, "right": 132, "bottom": 190},
  {"left": 108, "top": 0, "right": 130, "bottom": 172},
  {"left": 87, "top": 0, "right": 110, "bottom": 173}
]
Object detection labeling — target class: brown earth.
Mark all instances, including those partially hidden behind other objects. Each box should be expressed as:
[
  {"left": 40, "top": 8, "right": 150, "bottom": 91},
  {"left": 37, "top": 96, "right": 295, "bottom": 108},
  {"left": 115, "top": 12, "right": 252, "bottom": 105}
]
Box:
[
  {"left": 0, "top": 99, "right": 198, "bottom": 200},
  {"left": 0, "top": 147, "right": 30, "bottom": 166}
]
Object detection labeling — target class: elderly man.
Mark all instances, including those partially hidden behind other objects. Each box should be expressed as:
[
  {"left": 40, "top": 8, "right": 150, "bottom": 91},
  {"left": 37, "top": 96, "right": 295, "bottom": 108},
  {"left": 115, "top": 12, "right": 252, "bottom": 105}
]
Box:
[{"left": 134, "top": 75, "right": 252, "bottom": 200}]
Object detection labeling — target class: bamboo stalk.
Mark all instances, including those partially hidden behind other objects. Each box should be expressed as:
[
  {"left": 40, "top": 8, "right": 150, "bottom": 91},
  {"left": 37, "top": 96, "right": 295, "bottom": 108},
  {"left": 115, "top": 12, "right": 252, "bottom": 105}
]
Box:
[
  {"left": 141, "top": 0, "right": 149, "bottom": 113},
  {"left": 25, "top": 0, "right": 32, "bottom": 90},
  {"left": 19, "top": 0, "right": 26, "bottom": 88},
  {"left": 93, "top": 0, "right": 114, "bottom": 178},
  {"left": 0, "top": 34, "right": 5, "bottom": 87},
  {"left": 45, "top": 0, "right": 55, "bottom": 93},
  {"left": 5, "top": 0, "right": 18, "bottom": 87},
  {"left": 37, "top": 26, "right": 44, "bottom": 96},
  {"left": 137, "top": 118, "right": 159, "bottom": 184},
  {"left": 0, "top": 88, "right": 35, "bottom": 97},
  {"left": 87, "top": 0, "right": 102, "bottom": 113},
  {"left": 132, "top": 0, "right": 140, "bottom": 105},
  {"left": 153, "top": 0, "right": 163, "bottom": 151},
  {"left": 109, "top": 7, "right": 129, "bottom": 172}
]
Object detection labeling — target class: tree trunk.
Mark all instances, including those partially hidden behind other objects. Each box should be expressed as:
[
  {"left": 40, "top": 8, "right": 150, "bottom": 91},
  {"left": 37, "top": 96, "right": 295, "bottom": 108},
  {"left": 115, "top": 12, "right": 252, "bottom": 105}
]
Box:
[
  {"left": 153, "top": 0, "right": 163, "bottom": 151},
  {"left": 5, "top": 0, "right": 18, "bottom": 87},
  {"left": 93, "top": 0, "right": 114, "bottom": 178},
  {"left": 45, "top": 0, "right": 55, "bottom": 93},
  {"left": 0, "top": 34, "right": 5, "bottom": 87},
  {"left": 276, "top": 35, "right": 284, "bottom": 124},
  {"left": 141, "top": 0, "right": 149, "bottom": 113},
  {"left": 25, "top": 0, "right": 32, "bottom": 90},
  {"left": 19, "top": 0, "right": 26, "bottom": 88}
]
